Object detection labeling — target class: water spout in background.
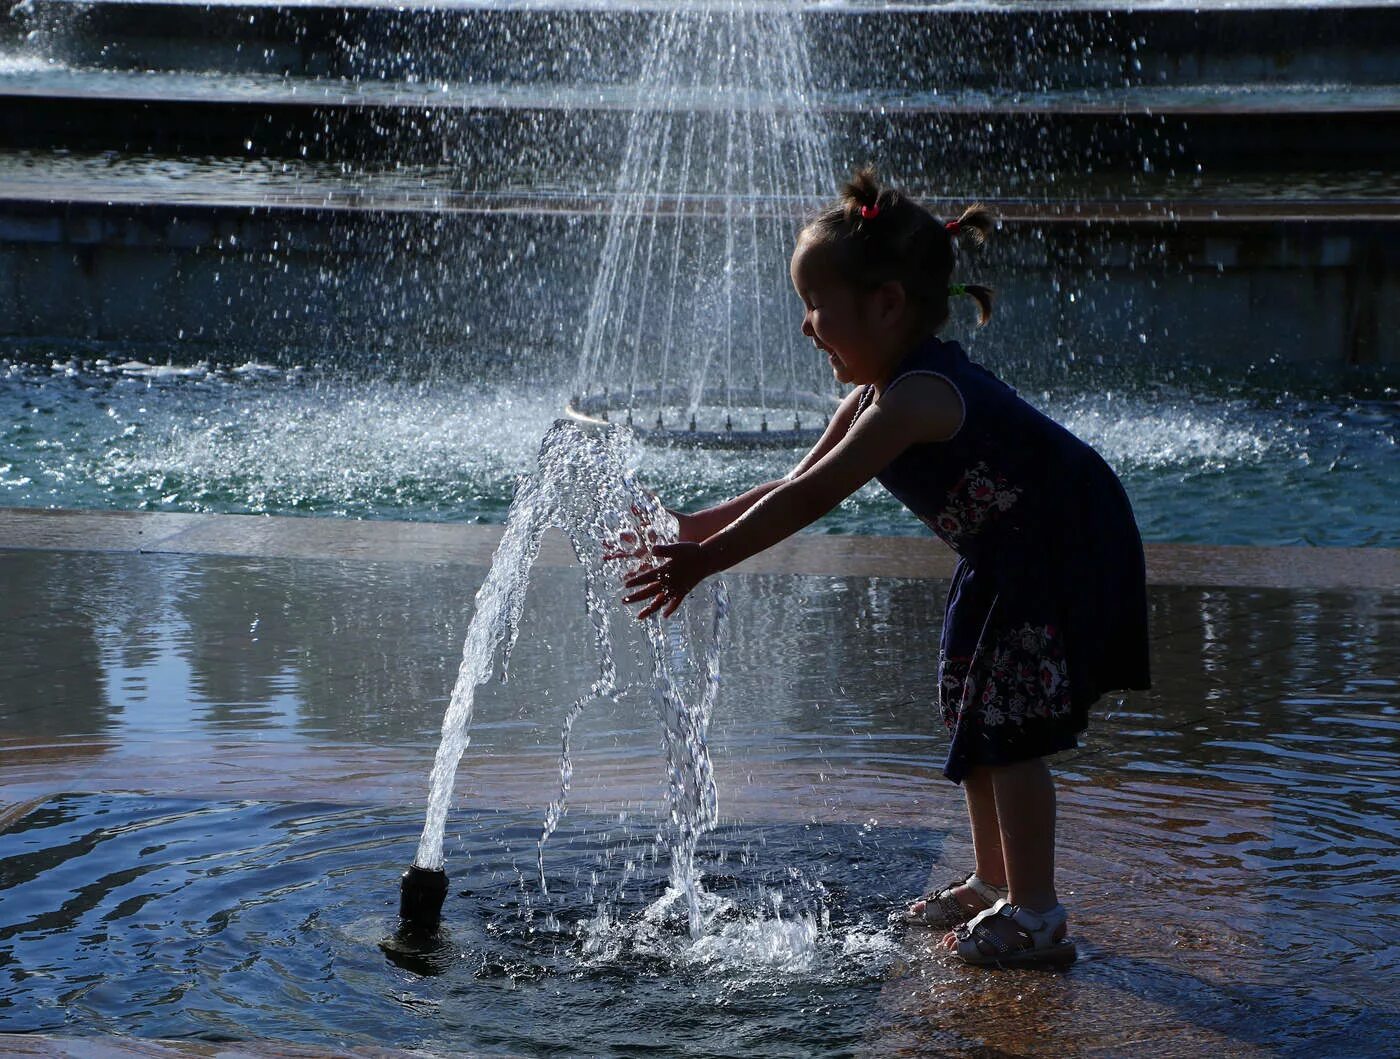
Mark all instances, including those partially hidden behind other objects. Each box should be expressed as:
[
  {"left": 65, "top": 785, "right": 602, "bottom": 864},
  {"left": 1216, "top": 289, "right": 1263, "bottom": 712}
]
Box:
[{"left": 571, "top": 1, "right": 835, "bottom": 438}]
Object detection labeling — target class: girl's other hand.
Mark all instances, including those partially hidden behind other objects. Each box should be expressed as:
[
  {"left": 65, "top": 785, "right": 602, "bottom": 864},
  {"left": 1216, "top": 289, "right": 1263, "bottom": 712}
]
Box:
[
  {"left": 601, "top": 502, "right": 702, "bottom": 564},
  {"left": 621, "top": 541, "right": 707, "bottom": 620},
  {"left": 601, "top": 501, "right": 665, "bottom": 563}
]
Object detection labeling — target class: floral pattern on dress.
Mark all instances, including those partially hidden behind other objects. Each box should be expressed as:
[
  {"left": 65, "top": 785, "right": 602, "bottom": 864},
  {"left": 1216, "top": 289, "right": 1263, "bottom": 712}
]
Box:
[
  {"left": 919, "top": 461, "right": 1022, "bottom": 552},
  {"left": 938, "top": 655, "right": 971, "bottom": 731},
  {"left": 939, "top": 623, "right": 1072, "bottom": 734}
]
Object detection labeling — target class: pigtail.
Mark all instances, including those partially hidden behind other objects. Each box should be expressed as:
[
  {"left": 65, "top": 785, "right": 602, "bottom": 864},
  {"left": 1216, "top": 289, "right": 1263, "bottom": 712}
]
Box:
[
  {"left": 945, "top": 204, "right": 995, "bottom": 325},
  {"left": 841, "top": 166, "right": 893, "bottom": 227},
  {"left": 841, "top": 166, "right": 880, "bottom": 211},
  {"left": 948, "top": 202, "right": 994, "bottom": 248},
  {"left": 964, "top": 283, "right": 995, "bottom": 327}
]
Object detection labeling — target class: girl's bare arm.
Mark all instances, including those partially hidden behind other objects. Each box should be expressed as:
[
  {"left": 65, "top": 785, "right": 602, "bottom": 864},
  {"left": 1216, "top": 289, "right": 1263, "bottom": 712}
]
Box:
[
  {"left": 626, "top": 376, "right": 960, "bottom": 617},
  {"left": 672, "top": 386, "right": 867, "bottom": 541}
]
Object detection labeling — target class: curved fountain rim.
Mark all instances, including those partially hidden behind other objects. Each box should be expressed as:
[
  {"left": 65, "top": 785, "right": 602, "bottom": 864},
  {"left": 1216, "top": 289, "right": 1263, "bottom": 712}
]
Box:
[{"left": 566, "top": 386, "right": 838, "bottom": 449}]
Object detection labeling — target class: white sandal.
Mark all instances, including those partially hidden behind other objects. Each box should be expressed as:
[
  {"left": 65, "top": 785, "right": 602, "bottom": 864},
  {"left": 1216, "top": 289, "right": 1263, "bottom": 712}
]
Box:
[
  {"left": 902, "top": 873, "right": 1008, "bottom": 930},
  {"left": 951, "top": 900, "right": 1078, "bottom": 968}
]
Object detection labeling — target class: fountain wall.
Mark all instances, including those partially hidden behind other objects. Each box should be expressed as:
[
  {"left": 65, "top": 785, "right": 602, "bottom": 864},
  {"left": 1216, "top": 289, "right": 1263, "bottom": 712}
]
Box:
[
  {"left": 1, "top": 199, "right": 1394, "bottom": 368},
  {"left": 1, "top": 0, "right": 1397, "bottom": 369}
]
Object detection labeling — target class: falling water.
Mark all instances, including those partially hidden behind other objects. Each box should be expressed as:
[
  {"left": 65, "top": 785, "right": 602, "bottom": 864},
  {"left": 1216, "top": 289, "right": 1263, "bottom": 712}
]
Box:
[
  {"left": 571, "top": 0, "right": 835, "bottom": 431},
  {"left": 412, "top": 419, "right": 727, "bottom": 937}
]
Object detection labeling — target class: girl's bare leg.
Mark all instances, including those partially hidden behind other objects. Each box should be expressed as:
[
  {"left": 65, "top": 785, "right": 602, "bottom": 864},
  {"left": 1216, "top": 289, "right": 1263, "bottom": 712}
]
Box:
[
  {"left": 941, "top": 757, "right": 1064, "bottom": 949},
  {"left": 990, "top": 756, "right": 1058, "bottom": 912},
  {"left": 907, "top": 766, "right": 1006, "bottom": 920},
  {"left": 964, "top": 766, "right": 1008, "bottom": 891}
]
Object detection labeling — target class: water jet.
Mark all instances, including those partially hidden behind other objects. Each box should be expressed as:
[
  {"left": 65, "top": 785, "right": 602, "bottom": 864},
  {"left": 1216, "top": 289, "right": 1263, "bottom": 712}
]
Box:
[{"left": 566, "top": 385, "right": 835, "bottom": 449}]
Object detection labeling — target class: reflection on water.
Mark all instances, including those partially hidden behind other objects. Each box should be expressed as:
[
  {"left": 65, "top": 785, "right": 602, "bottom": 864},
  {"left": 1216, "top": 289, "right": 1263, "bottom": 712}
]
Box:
[{"left": 1, "top": 548, "right": 1398, "bottom": 1055}]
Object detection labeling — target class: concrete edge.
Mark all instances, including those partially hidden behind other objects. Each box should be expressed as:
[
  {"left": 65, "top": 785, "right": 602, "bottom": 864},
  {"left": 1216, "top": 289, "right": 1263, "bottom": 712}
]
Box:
[{"left": 1, "top": 506, "right": 1396, "bottom": 590}]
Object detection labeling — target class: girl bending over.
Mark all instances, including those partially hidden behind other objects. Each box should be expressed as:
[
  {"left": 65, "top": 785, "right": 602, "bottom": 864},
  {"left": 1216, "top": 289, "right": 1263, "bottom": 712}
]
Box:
[{"left": 623, "top": 169, "right": 1150, "bottom": 968}]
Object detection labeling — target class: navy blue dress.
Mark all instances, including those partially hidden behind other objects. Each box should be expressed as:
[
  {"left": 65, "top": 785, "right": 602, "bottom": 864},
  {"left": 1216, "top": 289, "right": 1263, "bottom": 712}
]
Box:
[{"left": 857, "top": 337, "right": 1151, "bottom": 783}]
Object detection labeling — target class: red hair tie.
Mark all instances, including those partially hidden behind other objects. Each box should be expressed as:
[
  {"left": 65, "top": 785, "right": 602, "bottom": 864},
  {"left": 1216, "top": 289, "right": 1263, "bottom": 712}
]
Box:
[
  {"left": 859, "top": 204, "right": 880, "bottom": 220},
  {"left": 945, "top": 220, "right": 961, "bottom": 235}
]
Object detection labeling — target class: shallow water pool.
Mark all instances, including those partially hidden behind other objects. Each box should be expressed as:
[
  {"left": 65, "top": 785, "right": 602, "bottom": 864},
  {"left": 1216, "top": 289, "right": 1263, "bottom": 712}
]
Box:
[{"left": 2, "top": 548, "right": 1399, "bottom": 1055}]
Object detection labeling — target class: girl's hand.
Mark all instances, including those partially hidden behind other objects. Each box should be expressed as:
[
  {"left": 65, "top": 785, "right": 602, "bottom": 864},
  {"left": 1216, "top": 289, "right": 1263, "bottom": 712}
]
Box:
[
  {"left": 601, "top": 503, "right": 702, "bottom": 565},
  {"left": 621, "top": 541, "right": 708, "bottom": 620},
  {"left": 601, "top": 502, "right": 665, "bottom": 563}
]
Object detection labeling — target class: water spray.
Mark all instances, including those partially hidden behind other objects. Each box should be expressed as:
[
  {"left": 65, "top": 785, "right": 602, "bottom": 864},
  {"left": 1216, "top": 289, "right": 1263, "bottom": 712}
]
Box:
[{"left": 397, "top": 421, "right": 726, "bottom": 938}]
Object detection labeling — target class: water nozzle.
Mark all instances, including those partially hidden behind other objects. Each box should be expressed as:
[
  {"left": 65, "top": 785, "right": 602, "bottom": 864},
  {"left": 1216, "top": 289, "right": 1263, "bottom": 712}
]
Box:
[{"left": 399, "top": 864, "right": 448, "bottom": 934}]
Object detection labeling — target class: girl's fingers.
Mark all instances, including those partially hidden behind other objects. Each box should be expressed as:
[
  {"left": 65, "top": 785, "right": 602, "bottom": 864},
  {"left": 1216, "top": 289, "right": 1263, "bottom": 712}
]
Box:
[
  {"left": 622, "top": 583, "right": 665, "bottom": 605},
  {"left": 623, "top": 566, "right": 661, "bottom": 588}
]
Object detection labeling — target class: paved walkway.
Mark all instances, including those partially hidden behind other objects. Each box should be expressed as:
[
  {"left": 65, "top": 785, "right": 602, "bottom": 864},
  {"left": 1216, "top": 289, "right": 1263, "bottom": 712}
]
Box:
[{"left": 2, "top": 506, "right": 1396, "bottom": 587}]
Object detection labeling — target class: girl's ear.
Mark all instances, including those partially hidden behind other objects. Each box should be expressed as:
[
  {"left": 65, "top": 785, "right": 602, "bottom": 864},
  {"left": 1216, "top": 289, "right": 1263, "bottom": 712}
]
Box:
[{"left": 873, "top": 279, "right": 907, "bottom": 327}]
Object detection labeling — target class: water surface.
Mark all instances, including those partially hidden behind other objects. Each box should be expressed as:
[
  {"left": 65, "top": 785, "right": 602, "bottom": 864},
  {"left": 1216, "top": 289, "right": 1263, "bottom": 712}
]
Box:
[{"left": 2, "top": 548, "right": 1398, "bottom": 1055}]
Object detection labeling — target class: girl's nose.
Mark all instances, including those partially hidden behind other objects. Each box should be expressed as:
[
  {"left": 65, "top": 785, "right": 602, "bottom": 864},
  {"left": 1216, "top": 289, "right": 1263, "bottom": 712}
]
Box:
[{"left": 801, "top": 313, "right": 814, "bottom": 337}]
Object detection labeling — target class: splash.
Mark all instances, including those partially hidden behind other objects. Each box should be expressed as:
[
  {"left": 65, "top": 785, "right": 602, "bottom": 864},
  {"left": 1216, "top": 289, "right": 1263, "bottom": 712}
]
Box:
[{"left": 412, "top": 419, "right": 727, "bottom": 937}]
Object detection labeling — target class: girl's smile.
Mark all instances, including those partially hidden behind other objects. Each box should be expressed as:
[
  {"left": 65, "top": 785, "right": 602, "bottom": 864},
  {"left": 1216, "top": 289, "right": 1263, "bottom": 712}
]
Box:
[{"left": 789, "top": 236, "right": 915, "bottom": 391}]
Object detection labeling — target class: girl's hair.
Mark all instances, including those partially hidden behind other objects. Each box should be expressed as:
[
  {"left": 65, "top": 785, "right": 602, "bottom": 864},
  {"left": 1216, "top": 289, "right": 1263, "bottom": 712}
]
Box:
[{"left": 800, "top": 167, "right": 995, "bottom": 330}]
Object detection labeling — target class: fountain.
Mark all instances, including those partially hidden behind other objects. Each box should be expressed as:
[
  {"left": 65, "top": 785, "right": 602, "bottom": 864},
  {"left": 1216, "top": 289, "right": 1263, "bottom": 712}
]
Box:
[
  {"left": 565, "top": 2, "right": 838, "bottom": 448},
  {"left": 2, "top": 0, "right": 1400, "bottom": 1052},
  {"left": 401, "top": 420, "right": 728, "bottom": 936},
  {"left": 402, "top": 1, "right": 834, "bottom": 931}
]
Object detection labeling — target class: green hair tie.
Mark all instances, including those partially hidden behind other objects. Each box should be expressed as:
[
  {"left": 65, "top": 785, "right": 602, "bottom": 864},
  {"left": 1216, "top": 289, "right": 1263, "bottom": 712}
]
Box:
[{"left": 948, "top": 283, "right": 967, "bottom": 298}]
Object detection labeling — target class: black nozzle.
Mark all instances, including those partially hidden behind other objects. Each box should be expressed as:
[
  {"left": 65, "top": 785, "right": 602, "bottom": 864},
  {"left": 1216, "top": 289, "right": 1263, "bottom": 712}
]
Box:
[{"left": 399, "top": 864, "right": 448, "bottom": 934}]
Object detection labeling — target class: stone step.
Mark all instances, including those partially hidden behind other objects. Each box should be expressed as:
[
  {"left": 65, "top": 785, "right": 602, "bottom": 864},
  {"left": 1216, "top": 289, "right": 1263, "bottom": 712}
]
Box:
[
  {"left": 1, "top": 145, "right": 1395, "bottom": 208},
  {"left": 5, "top": 0, "right": 1397, "bottom": 90},
  {"left": 4, "top": 171, "right": 1399, "bottom": 220},
  {"left": 2, "top": 80, "right": 1397, "bottom": 170}
]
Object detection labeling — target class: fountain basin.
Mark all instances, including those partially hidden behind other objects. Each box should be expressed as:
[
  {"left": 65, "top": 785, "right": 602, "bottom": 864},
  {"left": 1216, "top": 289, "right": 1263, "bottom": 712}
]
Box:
[{"left": 566, "top": 386, "right": 836, "bottom": 449}]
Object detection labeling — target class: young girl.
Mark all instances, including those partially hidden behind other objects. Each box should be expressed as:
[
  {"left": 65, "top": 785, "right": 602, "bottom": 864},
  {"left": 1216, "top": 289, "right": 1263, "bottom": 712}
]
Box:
[{"left": 622, "top": 169, "right": 1150, "bottom": 968}]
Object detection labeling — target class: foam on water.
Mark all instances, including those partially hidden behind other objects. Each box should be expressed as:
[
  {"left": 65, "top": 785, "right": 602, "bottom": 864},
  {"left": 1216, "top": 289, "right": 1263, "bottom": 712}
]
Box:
[
  {"left": 1051, "top": 392, "right": 1277, "bottom": 470},
  {"left": 0, "top": 50, "right": 62, "bottom": 76},
  {"left": 576, "top": 879, "right": 899, "bottom": 984}
]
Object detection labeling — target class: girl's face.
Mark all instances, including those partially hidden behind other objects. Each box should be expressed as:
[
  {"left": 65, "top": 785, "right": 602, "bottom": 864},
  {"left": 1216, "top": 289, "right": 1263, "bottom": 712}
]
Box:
[{"left": 790, "top": 238, "right": 903, "bottom": 388}]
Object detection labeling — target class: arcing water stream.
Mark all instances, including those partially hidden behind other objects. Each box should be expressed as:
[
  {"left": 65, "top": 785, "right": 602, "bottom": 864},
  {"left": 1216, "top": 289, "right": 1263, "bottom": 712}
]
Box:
[{"left": 411, "top": 420, "right": 728, "bottom": 939}]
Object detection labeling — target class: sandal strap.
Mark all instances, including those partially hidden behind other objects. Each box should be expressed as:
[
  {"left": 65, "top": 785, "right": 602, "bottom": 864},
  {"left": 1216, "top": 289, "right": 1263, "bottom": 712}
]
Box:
[
  {"left": 965, "top": 873, "right": 1009, "bottom": 906},
  {"left": 1008, "top": 902, "right": 1067, "bottom": 937},
  {"left": 931, "top": 890, "right": 967, "bottom": 923},
  {"left": 956, "top": 901, "right": 1068, "bottom": 959},
  {"left": 961, "top": 901, "right": 1019, "bottom": 956}
]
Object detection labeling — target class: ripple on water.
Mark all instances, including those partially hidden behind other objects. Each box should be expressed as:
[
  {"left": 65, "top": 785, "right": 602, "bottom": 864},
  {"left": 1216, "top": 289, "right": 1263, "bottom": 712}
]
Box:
[{"left": 0, "top": 796, "right": 924, "bottom": 1056}]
